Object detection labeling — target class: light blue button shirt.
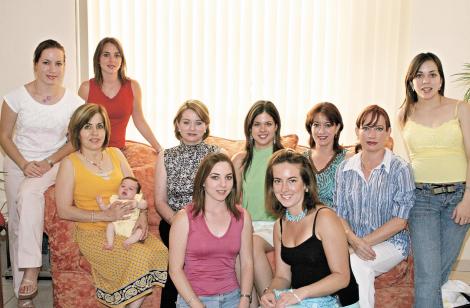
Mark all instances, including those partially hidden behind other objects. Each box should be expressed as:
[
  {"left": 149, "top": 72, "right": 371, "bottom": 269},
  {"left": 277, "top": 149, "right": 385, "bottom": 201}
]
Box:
[{"left": 334, "top": 149, "right": 415, "bottom": 256}]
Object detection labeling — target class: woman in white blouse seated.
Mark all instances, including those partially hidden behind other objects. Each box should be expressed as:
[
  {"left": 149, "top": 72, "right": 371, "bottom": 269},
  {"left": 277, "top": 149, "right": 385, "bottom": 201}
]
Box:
[{"left": 334, "top": 105, "right": 415, "bottom": 308}]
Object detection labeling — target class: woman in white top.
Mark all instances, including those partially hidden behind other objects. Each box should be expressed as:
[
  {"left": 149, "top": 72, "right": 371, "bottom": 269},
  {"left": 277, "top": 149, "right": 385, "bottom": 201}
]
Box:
[{"left": 0, "top": 39, "right": 83, "bottom": 307}]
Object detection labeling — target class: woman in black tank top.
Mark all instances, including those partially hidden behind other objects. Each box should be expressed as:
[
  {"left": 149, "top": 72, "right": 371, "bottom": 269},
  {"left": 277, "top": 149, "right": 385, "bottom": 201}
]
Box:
[{"left": 260, "top": 149, "right": 359, "bottom": 307}]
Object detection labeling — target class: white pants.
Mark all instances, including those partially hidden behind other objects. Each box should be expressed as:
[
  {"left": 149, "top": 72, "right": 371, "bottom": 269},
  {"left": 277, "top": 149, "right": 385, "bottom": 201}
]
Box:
[
  {"left": 350, "top": 241, "right": 405, "bottom": 308},
  {"left": 4, "top": 156, "right": 59, "bottom": 296}
]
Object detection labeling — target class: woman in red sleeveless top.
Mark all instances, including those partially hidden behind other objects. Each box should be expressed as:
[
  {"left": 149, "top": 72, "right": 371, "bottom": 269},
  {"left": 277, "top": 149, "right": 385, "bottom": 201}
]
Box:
[{"left": 78, "top": 37, "right": 162, "bottom": 152}]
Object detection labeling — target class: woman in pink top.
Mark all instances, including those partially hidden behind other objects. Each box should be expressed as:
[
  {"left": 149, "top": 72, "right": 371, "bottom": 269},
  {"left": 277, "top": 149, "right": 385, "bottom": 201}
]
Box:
[
  {"left": 78, "top": 37, "right": 162, "bottom": 152},
  {"left": 169, "top": 153, "right": 253, "bottom": 308}
]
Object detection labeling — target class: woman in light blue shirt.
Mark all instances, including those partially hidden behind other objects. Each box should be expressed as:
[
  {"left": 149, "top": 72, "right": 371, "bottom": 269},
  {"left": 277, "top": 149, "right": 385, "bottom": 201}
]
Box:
[{"left": 334, "top": 105, "right": 415, "bottom": 308}]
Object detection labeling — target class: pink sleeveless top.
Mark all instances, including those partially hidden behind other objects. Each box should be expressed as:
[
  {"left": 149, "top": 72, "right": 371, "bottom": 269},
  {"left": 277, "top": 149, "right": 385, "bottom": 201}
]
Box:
[
  {"left": 184, "top": 204, "right": 244, "bottom": 296},
  {"left": 87, "top": 78, "right": 133, "bottom": 149}
]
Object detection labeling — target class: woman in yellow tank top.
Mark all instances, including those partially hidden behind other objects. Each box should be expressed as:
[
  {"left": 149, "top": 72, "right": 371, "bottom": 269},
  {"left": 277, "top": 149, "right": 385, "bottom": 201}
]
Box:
[
  {"left": 55, "top": 104, "right": 168, "bottom": 307},
  {"left": 398, "top": 53, "right": 470, "bottom": 308}
]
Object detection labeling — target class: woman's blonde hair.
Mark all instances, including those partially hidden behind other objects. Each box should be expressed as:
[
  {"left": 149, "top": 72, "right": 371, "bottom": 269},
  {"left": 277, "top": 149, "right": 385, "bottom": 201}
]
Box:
[{"left": 173, "top": 100, "right": 210, "bottom": 140}]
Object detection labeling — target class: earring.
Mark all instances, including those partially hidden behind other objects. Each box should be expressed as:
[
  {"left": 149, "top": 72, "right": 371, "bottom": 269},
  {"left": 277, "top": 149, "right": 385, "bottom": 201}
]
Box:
[
  {"left": 305, "top": 188, "right": 308, "bottom": 192},
  {"left": 250, "top": 136, "right": 254, "bottom": 143},
  {"left": 273, "top": 138, "right": 276, "bottom": 145}
]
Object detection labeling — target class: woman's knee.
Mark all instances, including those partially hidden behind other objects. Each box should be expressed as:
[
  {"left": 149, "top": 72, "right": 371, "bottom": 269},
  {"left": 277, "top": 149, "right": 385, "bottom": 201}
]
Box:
[{"left": 253, "top": 235, "right": 270, "bottom": 256}]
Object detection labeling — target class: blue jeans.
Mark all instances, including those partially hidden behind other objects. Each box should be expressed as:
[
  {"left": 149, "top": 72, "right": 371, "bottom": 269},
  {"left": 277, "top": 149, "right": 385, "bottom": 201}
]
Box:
[
  {"left": 176, "top": 289, "right": 240, "bottom": 308},
  {"left": 409, "top": 183, "right": 469, "bottom": 308}
]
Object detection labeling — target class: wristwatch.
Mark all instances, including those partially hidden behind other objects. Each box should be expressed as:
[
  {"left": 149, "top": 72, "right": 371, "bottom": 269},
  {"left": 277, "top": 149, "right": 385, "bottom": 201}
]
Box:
[{"left": 46, "top": 158, "right": 54, "bottom": 167}]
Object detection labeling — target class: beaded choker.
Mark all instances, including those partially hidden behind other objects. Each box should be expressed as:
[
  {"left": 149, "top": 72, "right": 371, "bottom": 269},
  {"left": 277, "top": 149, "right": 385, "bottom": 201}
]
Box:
[{"left": 285, "top": 208, "right": 307, "bottom": 222}]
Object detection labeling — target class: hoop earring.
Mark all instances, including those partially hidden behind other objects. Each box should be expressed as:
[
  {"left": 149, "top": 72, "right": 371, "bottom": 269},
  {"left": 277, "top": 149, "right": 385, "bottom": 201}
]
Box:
[{"left": 250, "top": 136, "right": 254, "bottom": 143}]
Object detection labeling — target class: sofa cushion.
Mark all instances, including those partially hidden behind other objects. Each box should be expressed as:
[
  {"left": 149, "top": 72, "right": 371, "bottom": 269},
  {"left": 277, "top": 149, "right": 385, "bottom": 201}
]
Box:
[{"left": 205, "top": 134, "right": 299, "bottom": 158}]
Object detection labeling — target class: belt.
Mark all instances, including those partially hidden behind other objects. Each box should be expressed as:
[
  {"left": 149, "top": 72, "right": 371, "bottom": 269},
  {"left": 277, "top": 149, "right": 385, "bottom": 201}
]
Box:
[{"left": 415, "top": 182, "right": 465, "bottom": 195}]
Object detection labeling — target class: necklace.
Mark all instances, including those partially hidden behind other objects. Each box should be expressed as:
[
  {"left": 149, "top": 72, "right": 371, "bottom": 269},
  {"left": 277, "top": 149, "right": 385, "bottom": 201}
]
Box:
[
  {"left": 285, "top": 208, "right": 307, "bottom": 222},
  {"left": 33, "top": 81, "right": 60, "bottom": 104},
  {"left": 79, "top": 150, "right": 104, "bottom": 171}
]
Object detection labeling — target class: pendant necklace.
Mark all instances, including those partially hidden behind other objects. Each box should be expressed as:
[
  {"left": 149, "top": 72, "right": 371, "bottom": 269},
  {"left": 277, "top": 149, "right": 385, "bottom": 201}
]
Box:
[
  {"left": 34, "top": 81, "right": 59, "bottom": 104},
  {"left": 79, "top": 150, "right": 111, "bottom": 180},
  {"left": 80, "top": 150, "right": 104, "bottom": 171},
  {"left": 285, "top": 208, "right": 307, "bottom": 222}
]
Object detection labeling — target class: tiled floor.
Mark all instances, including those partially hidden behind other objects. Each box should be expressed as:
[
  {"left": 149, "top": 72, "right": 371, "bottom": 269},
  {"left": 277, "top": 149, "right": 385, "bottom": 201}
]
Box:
[
  {"left": 2, "top": 278, "right": 52, "bottom": 307},
  {"left": 0, "top": 271, "right": 469, "bottom": 307}
]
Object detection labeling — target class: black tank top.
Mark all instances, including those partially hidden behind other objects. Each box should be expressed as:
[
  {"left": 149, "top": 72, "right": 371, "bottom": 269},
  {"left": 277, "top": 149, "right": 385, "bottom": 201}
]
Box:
[{"left": 280, "top": 207, "right": 359, "bottom": 306}]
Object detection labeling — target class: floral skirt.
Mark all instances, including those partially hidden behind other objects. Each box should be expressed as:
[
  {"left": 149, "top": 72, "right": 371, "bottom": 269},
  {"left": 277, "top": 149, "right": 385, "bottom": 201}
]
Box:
[{"left": 75, "top": 228, "right": 168, "bottom": 307}]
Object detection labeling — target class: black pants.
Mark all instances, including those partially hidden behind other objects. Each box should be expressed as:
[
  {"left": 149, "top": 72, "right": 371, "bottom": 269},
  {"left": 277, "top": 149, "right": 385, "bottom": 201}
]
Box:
[{"left": 160, "top": 220, "right": 177, "bottom": 308}]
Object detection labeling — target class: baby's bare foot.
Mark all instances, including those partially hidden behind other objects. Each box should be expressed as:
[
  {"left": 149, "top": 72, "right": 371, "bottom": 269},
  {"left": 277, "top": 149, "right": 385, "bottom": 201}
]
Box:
[{"left": 103, "top": 243, "right": 114, "bottom": 250}]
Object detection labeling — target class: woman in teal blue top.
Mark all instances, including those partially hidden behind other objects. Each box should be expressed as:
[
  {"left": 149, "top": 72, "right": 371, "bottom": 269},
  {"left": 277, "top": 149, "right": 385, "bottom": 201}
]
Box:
[
  {"left": 232, "top": 100, "right": 284, "bottom": 307},
  {"left": 304, "top": 102, "right": 352, "bottom": 208}
]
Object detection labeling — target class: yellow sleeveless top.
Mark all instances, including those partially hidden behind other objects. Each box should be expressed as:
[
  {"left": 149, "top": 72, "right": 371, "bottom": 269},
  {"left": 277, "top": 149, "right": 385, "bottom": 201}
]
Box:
[
  {"left": 70, "top": 148, "right": 124, "bottom": 230},
  {"left": 402, "top": 104, "right": 466, "bottom": 183}
]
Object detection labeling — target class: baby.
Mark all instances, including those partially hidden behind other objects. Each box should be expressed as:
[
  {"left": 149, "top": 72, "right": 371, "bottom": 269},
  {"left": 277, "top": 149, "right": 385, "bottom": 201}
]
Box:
[{"left": 96, "top": 176, "right": 147, "bottom": 250}]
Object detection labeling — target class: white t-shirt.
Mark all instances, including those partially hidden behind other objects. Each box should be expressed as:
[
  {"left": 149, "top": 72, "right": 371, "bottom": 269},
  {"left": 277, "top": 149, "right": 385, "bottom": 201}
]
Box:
[{"left": 3, "top": 86, "right": 83, "bottom": 161}]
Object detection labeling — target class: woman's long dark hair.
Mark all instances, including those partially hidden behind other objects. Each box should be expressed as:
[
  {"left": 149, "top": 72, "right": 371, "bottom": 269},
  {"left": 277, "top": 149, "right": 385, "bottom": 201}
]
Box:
[
  {"left": 242, "top": 100, "right": 284, "bottom": 178},
  {"left": 400, "top": 52, "right": 445, "bottom": 125},
  {"left": 305, "top": 102, "right": 344, "bottom": 153},
  {"left": 93, "top": 37, "right": 129, "bottom": 87}
]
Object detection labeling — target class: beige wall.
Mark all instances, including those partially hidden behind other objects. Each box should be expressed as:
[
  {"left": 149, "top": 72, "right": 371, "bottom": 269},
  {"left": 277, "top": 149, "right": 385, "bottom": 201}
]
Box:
[{"left": 1, "top": 0, "right": 470, "bottom": 262}]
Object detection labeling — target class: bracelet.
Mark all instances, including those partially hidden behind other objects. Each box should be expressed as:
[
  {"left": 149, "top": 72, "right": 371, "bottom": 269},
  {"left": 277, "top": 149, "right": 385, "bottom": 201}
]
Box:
[
  {"left": 91, "top": 211, "right": 95, "bottom": 223},
  {"left": 186, "top": 296, "right": 195, "bottom": 304},
  {"left": 240, "top": 293, "right": 252, "bottom": 303},
  {"left": 46, "top": 158, "right": 54, "bottom": 167},
  {"left": 291, "top": 291, "right": 301, "bottom": 303}
]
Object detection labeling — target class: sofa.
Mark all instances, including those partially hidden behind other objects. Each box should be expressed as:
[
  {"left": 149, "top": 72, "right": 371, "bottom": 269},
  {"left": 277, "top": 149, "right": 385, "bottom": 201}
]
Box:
[{"left": 44, "top": 137, "right": 413, "bottom": 307}]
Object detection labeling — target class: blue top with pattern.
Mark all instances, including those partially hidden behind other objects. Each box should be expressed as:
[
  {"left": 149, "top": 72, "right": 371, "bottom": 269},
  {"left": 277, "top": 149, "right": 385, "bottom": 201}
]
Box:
[
  {"left": 304, "top": 148, "right": 347, "bottom": 208},
  {"left": 334, "top": 149, "right": 415, "bottom": 256}
]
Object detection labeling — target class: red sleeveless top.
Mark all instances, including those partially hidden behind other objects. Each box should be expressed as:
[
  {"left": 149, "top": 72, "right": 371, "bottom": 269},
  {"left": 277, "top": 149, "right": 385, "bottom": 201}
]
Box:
[{"left": 87, "top": 78, "right": 133, "bottom": 148}]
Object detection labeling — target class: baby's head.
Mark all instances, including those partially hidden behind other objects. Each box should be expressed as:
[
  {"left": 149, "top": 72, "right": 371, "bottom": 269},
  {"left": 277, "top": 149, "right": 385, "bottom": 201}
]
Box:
[{"left": 118, "top": 177, "right": 141, "bottom": 200}]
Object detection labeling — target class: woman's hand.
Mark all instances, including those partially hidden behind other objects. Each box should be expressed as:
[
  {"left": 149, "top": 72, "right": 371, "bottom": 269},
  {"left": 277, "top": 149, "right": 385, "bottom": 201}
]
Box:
[
  {"left": 22, "top": 161, "right": 43, "bottom": 177},
  {"left": 36, "top": 159, "right": 52, "bottom": 174},
  {"left": 106, "top": 201, "right": 134, "bottom": 221},
  {"left": 452, "top": 196, "right": 470, "bottom": 225},
  {"left": 350, "top": 236, "right": 376, "bottom": 261},
  {"left": 192, "top": 300, "right": 205, "bottom": 308},
  {"left": 133, "top": 211, "right": 149, "bottom": 240},
  {"left": 260, "top": 290, "right": 277, "bottom": 308},
  {"left": 274, "top": 290, "right": 301, "bottom": 308}
]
